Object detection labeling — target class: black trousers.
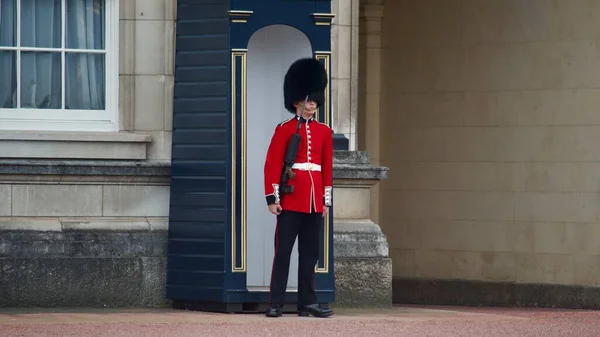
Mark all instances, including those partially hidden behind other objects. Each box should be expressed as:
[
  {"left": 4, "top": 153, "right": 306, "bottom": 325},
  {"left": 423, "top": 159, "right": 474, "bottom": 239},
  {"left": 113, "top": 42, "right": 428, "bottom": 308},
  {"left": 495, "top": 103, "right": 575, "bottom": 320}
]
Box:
[{"left": 268, "top": 209, "right": 321, "bottom": 308}]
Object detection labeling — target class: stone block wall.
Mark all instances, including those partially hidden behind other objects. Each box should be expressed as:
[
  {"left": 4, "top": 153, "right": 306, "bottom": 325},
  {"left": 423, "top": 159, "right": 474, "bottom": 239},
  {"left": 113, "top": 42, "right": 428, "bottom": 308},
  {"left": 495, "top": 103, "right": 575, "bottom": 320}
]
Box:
[
  {"left": 0, "top": 166, "right": 170, "bottom": 219},
  {"left": 0, "top": 162, "right": 170, "bottom": 308},
  {"left": 377, "top": 0, "right": 600, "bottom": 307},
  {"left": 0, "top": 1, "right": 176, "bottom": 307},
  {"left": 1, "top": 230, "right": 168, "bottom": 308},
  {"left": 331, "top": 0, "right": 360, "bottom": 150},
  {"left": 119, "top": 0, "right": 176, "bottom": 161},
  {"left": 0, "top": 154, "right": 389, "bottom": 309}
]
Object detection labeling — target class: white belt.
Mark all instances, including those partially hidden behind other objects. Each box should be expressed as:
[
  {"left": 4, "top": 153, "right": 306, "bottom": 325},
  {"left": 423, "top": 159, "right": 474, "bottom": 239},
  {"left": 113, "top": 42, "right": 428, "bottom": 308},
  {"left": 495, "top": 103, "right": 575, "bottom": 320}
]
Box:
[{"left": 292, "top": 163, "right": 321, "bottom": 171}]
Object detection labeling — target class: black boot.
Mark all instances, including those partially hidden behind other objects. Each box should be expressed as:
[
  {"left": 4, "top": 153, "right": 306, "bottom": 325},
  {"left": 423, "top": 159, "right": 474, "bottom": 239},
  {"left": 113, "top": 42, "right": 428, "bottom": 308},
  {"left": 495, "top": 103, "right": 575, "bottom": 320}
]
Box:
[
  {"left": 298, "top": 304, "right": 333, "bottom": 318},
  {"left": 265, "top": 304, "right": 283, "bottom": 318}
]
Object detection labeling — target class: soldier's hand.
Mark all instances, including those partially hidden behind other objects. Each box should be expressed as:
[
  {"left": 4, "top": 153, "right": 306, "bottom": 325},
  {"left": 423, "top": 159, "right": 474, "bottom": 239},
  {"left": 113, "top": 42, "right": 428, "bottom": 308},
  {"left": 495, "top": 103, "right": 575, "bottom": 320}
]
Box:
[
  {"left": 269, "top": 204, "right": 283, "bottom": 215},
  {"left": 322, "top": 206, "right": 329, "bottom": 217}
]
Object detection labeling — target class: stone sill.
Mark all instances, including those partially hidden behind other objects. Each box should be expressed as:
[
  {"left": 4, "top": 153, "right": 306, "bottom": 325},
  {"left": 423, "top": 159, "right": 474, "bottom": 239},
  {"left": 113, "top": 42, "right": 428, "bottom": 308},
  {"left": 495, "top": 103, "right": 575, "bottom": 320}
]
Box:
[
  {"left": 333, "top": 150, "right": 389, "bottom": 181},
  {"left": 0, "top": 217, "right": 168, "bottom": 232},
  {"left": 0, "top": 149, "right": 386, "bottom": 181},
  {"left": 0, "top": 131, "right": 152, "bottom": 160},
  {"left": 333, "top": 164, "right": 388, "bottom": 181},
  {"left": 0, "top": 159, "right": 170, "bottom": 177}
]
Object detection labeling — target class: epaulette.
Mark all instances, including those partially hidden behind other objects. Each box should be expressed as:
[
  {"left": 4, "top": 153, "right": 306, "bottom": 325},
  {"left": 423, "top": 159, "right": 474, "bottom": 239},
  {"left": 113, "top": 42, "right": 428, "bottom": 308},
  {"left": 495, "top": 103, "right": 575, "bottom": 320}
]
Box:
[
  {"left": 314, "top": 119, "right": 332, "bottom": 129},
  {"left": 278, "top": 117, "right": 295, "bottom": 127}
]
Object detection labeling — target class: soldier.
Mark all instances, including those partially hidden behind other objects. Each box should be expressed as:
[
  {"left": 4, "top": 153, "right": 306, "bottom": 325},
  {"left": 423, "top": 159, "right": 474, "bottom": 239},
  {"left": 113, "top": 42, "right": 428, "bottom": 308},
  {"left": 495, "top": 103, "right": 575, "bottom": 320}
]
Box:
[{"left": 263, "top": 58, "right": 334, "bottom": 318}]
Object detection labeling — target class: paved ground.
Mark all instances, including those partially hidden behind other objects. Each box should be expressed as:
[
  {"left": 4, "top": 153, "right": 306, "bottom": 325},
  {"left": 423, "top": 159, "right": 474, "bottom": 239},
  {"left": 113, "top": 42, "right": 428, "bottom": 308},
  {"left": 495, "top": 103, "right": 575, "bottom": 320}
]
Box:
[{"left": 1, "top": 305, "right": 599, "bottom": 336}]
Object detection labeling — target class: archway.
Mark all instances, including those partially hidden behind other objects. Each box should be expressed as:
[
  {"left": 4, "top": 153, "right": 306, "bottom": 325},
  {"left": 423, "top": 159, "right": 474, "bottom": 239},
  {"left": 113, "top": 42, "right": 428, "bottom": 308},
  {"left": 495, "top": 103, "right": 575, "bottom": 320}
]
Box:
[{"left": 246, "top": 24, "right": 313, "bottom": 290}]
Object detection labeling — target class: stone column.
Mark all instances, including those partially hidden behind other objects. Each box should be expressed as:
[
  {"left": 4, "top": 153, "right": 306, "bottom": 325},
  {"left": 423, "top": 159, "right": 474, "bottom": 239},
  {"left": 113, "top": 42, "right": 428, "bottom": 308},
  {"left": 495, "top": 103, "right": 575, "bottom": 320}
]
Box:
[
  {"left": 358, "top": 0, "right": 384, "bottom": 224},
  {"left": 332, "top": 151, "right": 391, "bottom": 308},
  {"left": 331, "top": 0, "right": 360, "bottom": 150}
]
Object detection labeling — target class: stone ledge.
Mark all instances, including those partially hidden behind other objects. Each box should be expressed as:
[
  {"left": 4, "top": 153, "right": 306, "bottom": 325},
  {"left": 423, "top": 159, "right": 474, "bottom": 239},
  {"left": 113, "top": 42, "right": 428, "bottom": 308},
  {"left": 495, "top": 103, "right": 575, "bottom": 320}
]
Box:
[
  {"left": 0, "top": 217, "right": 168, "bottom": 232},
  {"left": 0, "top": 131, "right": 151, "bottom": 142},
  {"left": 0, "top": 174, "right": 170, "bottom": 186},
  {"left": 393, "top": 277, "right": 600, "bottom": 309},
  {"left": 0, "top": 153, "right": 382, "bottom": 180},
  {"left": 334, "top": 151, "right": 369, "bottom": 165},
  {"left": 0, "top": 160, "right": 170, "bottom": 176},
  {"left": 333, "top": 220, "right": 389, "bottom": 257},
  {"left": 333, "top": 164, "right": 388, "bottom": 181},
  {"left": 0, "top": 131, "right": 152, "bottom": 160},
  {"left": 333, "top": 151, "right": 389, "bottom": 181}
]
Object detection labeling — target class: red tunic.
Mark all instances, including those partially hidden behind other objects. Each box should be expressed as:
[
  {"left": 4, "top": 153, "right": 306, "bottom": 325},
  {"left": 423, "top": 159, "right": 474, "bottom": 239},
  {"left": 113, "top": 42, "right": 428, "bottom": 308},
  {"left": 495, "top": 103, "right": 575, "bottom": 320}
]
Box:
[{"left": 264, "top": 116, "right": 333, "bottom": 214}]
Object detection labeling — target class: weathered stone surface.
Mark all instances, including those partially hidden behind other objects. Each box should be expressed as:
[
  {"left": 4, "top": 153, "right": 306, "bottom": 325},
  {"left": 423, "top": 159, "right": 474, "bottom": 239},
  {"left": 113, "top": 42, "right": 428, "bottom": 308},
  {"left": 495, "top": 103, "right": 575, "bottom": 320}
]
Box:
[
  {"left": 0, "top": 231, "right": 167, "bottom": 258},
  {"left": 334, "top": 221, "right": 389, "bottom": 258},
  {"left": 333, "top": 164, "right": 388, "bottom": 181},
  {"left": 0, "top": 230, "right": 168, "bottom": 308},
  {"left": 393, "top": 277, "right": 600, "bottom": 310},
  {"left": 333, "top": 151, "right": 388, "bottom": 180},
  {"left": 334, "top": 257, "right": 392, "bottom": 308},
  {"left": 331, "top": 151, "right": 391, "bottom": 308},
  {"left": 334, "top": 150, "right": 369, "bottom": 165},
  {"left": 0, "top": 218, "right": 63, "bottom": 231},
  {"left": 102, "top": 186, "right": 170, "bottom": 217},
  {"left": 0, "top": 187, "right": 9, "bottom": 216},
  {"left": 333, "top": 221, "right": 392, "bottom": 308},
  {"left": 0, "top": 160, "right": 170, "bottom": 176},
  {"left": 1, "top": 258, "right": 142, "bottom": 307},
  {"left": 11, "top": 185, "right": 103, "bottom": 217},
  {"left": 141, "top": 257, "right": 171, "bottom": 307},
  {"left": 0, "top": 155, "right": 384, "bottom": 180}
]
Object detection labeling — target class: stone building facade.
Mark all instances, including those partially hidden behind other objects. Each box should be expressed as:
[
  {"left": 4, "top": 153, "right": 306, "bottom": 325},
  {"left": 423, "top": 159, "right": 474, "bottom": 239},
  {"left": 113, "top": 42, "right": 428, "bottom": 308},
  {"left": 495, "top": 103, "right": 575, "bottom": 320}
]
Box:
[
  {"left": 2, "top": 0, "right": 600, "bottom": 309},
  {"left": 369, "top": 0, "right": 600, "bottom": 307},
  {"left": 0, "top": 0, "right": 176, "bottom": 307}
]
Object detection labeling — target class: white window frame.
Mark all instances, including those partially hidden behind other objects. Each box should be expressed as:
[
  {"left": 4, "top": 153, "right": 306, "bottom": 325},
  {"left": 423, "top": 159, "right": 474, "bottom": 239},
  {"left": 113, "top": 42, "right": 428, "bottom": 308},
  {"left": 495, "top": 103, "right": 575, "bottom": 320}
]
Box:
[{"left": 0, "top": 0, "right": 119, "bottom": 132}]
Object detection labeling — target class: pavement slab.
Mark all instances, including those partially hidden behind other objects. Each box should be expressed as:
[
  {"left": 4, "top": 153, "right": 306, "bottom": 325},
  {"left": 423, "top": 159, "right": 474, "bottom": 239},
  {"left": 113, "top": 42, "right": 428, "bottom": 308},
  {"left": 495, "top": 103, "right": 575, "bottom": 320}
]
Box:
[{"left": 0, "top": 305, "right": 598, "bottom": 337}]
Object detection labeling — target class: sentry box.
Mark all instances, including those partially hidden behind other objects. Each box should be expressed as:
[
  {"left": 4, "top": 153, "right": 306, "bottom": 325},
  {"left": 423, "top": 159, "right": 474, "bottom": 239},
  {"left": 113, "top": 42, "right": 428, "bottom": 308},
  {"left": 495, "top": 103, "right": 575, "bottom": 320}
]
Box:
[{"left": 166, "top": 0, "right": 335, "bottom": 313}]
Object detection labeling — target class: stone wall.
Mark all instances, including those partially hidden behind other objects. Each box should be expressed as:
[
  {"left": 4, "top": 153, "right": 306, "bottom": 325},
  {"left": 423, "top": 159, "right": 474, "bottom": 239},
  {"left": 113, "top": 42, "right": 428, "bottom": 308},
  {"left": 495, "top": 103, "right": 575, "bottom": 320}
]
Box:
[
  {"left": 0, "top": 0, "right": 175, "bottom": 308},
  {"left": 0, "top": 161, "right": 170, "bottom": 308},
  {"left": 1, "top": 228, "right": 168, "bottom": 308},
  {"left": 331, "top": 0, "right": 360, "bottom": 150},
  {"left": 0, "top": 161, "right": 170, "bottom": 219},
  {"left": 378, "top": 0, "right": 600, "bottom": 307},
  {"left": 119, "top": 0, "right": 175, "bottom": 161},
  {"left": 332, "top": 151, "right": 390, "bottom": 308},
  {"left": 0, "top": 153, "right": 389, "bottom": 308}
]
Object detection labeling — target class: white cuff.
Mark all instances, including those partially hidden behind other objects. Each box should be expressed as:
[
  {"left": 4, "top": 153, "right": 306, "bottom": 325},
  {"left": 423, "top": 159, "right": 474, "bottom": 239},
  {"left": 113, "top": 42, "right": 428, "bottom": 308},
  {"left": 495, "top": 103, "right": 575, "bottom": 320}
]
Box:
[
  {"left": 324, "top": 186, "right": 332, "bottom": 206},
  {"left": 265, "top": 184, "right": 280, "bottom": 205}
]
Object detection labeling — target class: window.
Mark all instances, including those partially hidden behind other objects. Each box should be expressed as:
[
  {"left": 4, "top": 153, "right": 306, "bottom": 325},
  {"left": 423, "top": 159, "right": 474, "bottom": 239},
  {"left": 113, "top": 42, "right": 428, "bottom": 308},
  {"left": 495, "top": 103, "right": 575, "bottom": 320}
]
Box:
[{"left": 0, "top": 0, "right": 118, "bottom": 131}]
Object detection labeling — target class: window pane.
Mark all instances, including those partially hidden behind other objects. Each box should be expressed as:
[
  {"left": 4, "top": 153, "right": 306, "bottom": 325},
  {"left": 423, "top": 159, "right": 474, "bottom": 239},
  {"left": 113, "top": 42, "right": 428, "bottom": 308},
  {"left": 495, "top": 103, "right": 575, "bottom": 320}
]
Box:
[
  {"left": 0, "top": 51, "right": 16, "bottom": 108},
  {"left": 0, "top": 0, "right": 17, "bottom": 47},
  {"left": 66, "top": 0, "right": 104, "bottom": 50},
  {"left": 20, "top": 52, "right": 62, "bottom": 109},
  {"left": 65, "top": 52, "right": 105, "bottom": 110},
  {"left": 20, "top": 0, "right": 62, "bottom": 48}
]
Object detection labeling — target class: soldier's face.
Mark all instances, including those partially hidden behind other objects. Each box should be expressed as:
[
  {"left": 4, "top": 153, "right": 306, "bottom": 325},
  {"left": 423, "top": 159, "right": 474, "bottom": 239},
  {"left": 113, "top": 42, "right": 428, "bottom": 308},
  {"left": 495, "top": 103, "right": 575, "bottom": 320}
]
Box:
[{"left": 295, "top": 100, "right": 317, "bottom": 115}]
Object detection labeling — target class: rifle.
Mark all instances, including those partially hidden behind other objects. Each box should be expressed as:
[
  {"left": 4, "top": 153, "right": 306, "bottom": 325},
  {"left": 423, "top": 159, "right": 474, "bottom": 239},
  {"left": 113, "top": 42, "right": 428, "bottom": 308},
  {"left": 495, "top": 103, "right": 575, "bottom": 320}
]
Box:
[{"left": 279, "top": 96, "right": 309, "bottom": 196}]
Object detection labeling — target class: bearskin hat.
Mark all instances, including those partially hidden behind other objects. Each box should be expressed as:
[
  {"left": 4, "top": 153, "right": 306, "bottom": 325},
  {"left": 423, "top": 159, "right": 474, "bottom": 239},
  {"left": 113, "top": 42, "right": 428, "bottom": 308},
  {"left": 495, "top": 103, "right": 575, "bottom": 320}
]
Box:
[{"left": 283, "top": 58, "right": 328, "bottom": 113}]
